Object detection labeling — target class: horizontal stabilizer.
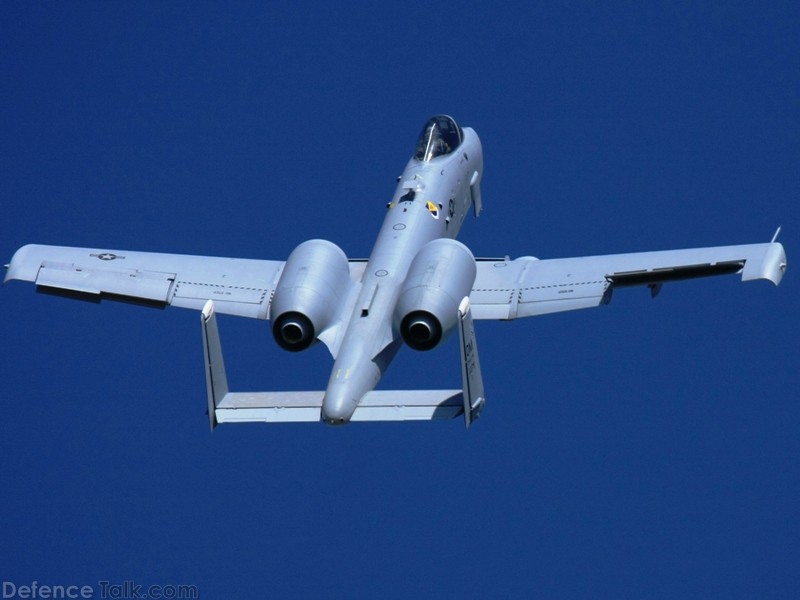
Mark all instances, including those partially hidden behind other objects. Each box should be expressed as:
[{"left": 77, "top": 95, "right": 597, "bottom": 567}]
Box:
[
  {"left": 215, "top": 390, "right": 463, "bottom": 424},
  {"left": 217, "top": 391, "right": 325, "bottom": 423}
]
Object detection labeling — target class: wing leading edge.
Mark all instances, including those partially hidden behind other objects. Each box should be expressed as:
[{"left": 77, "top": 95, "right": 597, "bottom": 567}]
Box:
[{"left": 470, "top": 241, "right": 786, "bottom": 320}]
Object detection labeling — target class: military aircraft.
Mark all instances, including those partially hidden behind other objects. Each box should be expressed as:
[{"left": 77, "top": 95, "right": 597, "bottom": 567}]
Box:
[{"left": 4, "top": 115, "right": 787, "bottom": 429}]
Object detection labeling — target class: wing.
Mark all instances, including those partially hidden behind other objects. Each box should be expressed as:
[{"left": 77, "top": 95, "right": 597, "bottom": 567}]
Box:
[
  {"left": 470, "top": 241, "right": 787, "bottom": 320},
  {"left": 4, "top": 244, "right": 285, "bottom": 319}
]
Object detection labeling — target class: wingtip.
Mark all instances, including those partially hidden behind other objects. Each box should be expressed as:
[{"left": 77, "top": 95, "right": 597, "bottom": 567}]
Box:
[{"left": 4, "top": 244, "right": 41, "bottom": 284}]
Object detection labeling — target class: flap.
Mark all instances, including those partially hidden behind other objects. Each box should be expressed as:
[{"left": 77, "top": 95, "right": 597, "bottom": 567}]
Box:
[{"left": 36, "top": 261, "right": 175, "bottom": 305}]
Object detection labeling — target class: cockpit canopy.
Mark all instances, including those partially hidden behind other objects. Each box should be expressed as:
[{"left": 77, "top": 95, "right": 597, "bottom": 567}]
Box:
[{"left": 414, "top": 115, "right": 463, "bottom": 162}]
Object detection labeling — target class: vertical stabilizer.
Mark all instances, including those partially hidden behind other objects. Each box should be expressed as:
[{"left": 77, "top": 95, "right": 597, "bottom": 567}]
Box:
[
  {"left": 201, "top": 300, "right": 229, "bottom": 431},
  {"left": 458, "top": 296, "right": 485, "bottom": 428}
]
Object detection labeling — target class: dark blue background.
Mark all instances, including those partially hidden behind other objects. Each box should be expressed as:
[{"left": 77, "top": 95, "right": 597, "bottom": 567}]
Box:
[{"left": 2, "top": 2, "right": 797, "bottom": 598}]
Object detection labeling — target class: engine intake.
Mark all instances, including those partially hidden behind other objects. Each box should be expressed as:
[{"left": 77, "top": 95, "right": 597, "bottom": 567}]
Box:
[
  {"left": 270, "top": 239, "right": 350, "bottom": 351},
  {"left": 394, "top": 238, "right": 476, "bottom": 351}
]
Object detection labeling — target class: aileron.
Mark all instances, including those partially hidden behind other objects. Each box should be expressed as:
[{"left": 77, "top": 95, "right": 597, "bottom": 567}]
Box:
[{"left": 607, "top": 260, "right": 745, "bottom": 287}]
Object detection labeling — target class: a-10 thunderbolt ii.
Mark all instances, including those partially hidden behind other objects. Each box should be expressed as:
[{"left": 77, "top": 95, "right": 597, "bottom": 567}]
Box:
[{"left": 4, "top": 115, "right": 787, "bottom": 429}]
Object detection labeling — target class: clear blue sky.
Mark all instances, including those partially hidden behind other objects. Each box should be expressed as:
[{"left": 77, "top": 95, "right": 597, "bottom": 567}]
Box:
[{"left": 2, "top": 2, "right": 797, "bottom": 598}]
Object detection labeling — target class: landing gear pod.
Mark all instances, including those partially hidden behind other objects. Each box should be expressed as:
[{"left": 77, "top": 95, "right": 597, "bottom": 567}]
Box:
[
  {"left": 394, "top": 239, "right": 477, "bottom": 350},
  {"left": 270, "top": 239, "right": 350, "bottom": 351}
]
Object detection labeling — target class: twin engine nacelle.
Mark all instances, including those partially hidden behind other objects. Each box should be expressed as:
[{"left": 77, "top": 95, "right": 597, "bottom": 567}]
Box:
[
  {"left": 270, "top": 239, "right": 350, "bottom": 351},
  {"left": 394, "top": 238, "right": 477, "bottom": 351}
]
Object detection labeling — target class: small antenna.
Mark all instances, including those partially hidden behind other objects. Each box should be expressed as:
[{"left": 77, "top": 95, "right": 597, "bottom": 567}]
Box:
[{"left": 771, "top": 226, "right": 782, "bottom": 243}]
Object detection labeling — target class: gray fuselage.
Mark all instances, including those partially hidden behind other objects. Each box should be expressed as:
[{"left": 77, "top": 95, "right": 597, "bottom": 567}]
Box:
[{"left": 321, "top": 126, "right": 483, "bottom": 424}]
